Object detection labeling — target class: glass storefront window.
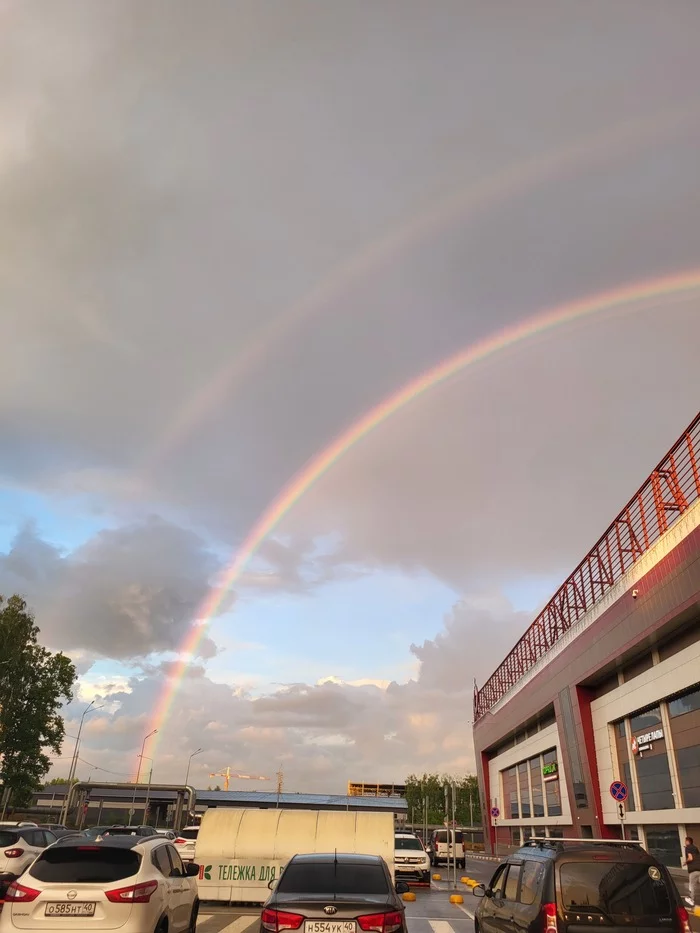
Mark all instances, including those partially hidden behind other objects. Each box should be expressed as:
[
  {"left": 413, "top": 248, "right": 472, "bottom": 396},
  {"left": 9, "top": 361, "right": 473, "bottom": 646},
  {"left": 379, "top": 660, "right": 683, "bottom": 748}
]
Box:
[
  {"left": 545, "top": 777, "right": 562, "bottom": 816},
  {"left": 644, "top": 827, "right": 682, "bottom": 868},
  {"left": 502, "top": 766, "right": 519, "bottom": 819},
  {"left": 668, "top": 686, "right": 700, "bottom": 717},
  {"left": 530, "top": 757, "right": 544, "bottom": 817},
  {"left": 630, "top": 706, "right": 662, "bottom": 733},
  {"left": 676, "top": 746, "right": 700, "bottom": 808},
  {"left": 518, "top": 762, "right": 531, "bottom": 818},
  {"left": 635, "top": 751, "right": 675, "bottom": 810}
]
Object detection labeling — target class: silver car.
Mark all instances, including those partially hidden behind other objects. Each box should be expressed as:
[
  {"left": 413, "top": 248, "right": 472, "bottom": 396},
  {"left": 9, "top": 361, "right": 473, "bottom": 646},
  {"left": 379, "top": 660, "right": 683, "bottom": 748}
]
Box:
[{"left": 261, "top": 853, "right": 409, "bottom": 933}]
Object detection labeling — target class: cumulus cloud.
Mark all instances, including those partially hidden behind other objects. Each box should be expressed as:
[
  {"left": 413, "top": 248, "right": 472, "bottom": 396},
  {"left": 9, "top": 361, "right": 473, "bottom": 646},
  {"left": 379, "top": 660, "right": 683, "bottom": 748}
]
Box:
[
  {"left": 0, "top": 518, "right": 220, "bottom": 661},
  {"left": 54, "top": 595, "right": 526, "bottom": 789}
]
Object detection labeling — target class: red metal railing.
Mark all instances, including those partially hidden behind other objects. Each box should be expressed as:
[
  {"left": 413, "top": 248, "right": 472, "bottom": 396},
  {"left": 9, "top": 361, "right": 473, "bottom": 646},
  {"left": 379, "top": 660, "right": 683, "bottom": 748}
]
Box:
[{"left": 473, "top": 411, "right": 700, "bottom": 721}]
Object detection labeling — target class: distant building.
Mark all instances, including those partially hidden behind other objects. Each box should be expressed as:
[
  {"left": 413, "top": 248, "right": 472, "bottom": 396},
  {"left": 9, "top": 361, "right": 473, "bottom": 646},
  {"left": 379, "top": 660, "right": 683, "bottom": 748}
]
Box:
[{"left": 347, "top": 782, "right": 406, "bottom": 798}]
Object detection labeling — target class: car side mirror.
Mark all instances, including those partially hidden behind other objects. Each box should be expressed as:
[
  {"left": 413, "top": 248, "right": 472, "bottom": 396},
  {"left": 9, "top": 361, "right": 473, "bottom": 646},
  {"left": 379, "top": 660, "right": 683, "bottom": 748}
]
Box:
[
  {"left": 395, "top": 881, "right": 410, "bottom": 894},
  {"left": 185, "top": 862, "right": 199, "bottom": 877},
  {"left": 472, "top": 884, "right": 486, "bottom": 898}
]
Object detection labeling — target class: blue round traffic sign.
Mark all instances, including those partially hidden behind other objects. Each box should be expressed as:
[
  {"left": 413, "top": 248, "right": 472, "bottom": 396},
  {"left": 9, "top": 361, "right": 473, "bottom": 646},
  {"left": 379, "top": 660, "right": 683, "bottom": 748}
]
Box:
[
  {"left": 609, "top": 781, "right": 628, "bottom": 802},
  {"left": 490, "top": 806, "right": 500, "bottom": 818}
]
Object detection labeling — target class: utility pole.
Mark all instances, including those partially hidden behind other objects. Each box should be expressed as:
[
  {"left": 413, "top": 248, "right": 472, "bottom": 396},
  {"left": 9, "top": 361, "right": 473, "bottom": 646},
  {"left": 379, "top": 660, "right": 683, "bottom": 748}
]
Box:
[
  {"left": 128, "top": 729, "right": 157, "bottom": 827},
  {"left": 60, "top": 701, "right": 104, "bottom": 825}
]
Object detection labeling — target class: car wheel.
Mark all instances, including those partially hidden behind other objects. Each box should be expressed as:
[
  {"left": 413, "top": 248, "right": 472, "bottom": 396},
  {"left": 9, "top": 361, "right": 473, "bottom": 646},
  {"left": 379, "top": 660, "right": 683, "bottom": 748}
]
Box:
[
  {"left": 155, "top": 918, "right": 168, "bottom": 933},
  {"left": 422, "top": 870, "right": 431, "bottom": 884},
  {"left": 188, "top": 901, "right": 199, "bottom": 933}
]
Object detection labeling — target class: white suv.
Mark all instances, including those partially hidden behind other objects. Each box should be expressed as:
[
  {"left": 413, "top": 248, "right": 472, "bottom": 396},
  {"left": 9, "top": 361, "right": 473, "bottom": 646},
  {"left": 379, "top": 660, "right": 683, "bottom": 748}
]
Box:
[
  {"left": 0, "top": 827, "right": 57, "bottom": 898},
  {"left": 0, "top": 833, "right": 199, "bottom": 933},
  {"left": 394, "top": 833, "right": 431, "bottom": 885},
  {"left": 172, "top": 827, "right": 199, "bottom": 863}
]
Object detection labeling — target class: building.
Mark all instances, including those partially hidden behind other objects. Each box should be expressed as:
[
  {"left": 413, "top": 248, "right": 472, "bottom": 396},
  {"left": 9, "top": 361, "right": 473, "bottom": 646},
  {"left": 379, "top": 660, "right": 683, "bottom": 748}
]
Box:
[
  {"left": 347, "top": 782, "right": 406, "bottom": 798},
  {"left": 29, "top": 784, "right": 408, "bottom": 828},
  {"left": 472, "top": 411, "right": 700, "bottom": 867}
]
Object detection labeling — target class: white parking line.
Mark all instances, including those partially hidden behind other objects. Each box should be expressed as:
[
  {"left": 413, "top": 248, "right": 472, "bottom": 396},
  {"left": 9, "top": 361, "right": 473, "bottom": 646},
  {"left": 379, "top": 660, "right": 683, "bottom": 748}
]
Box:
[
  {"left": 216, "top": 916, "right": 259, "bottom": 933},
  {"left": 429, "top": 921, "right": 459, "bottom": 933},
  {"left": 456, "top": 905, "right": 474, "bottom": 920}
]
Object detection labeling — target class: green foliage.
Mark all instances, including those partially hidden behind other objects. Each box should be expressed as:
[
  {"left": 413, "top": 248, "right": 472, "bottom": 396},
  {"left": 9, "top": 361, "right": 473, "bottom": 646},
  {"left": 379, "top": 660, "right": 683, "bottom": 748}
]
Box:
[
  {"left": 0, "top": 595, "right": 78, "bottom": 807},
  {"left": 44, "top": 776, "right": 80, "bottom": 786},
  {"left": 404, "top": 772, "right": 481, "bottom": 825}
]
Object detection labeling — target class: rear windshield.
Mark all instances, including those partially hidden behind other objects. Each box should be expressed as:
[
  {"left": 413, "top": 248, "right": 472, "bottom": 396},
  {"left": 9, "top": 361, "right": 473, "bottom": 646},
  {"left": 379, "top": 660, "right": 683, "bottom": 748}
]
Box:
[
  {"left": 103, "top": 828, "right": 140, "bottom": 836},
  {"left": 0, "top": 831, "right": 19, "bottom": 846},
  {"left": 434, "top": 831, "right": 463, "bottom": 843},
  {"left": 395, "top": 837, "right": 423, "bottom": 850},
  {"left": 277, "top": 863, "right": 389, "bottom": 895},
  {"left": 179, "top": 829, "right": 198, "bottom": 840},
  {"left": 559, "top": 862, "right": 672, "bottom": 917},
  {"left": 29, "top": 847, "right": 141, "bottom": 884}
]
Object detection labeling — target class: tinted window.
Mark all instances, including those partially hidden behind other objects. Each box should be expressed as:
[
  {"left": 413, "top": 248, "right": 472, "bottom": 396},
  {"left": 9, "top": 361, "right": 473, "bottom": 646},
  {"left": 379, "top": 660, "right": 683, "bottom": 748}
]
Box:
[
  {"left": 434, "top": 831, "right": 447, "bottom": 843},
  {"left": 395, "top": 838, "right": 423, "bottom": 850},
  {"left": 152, "top": 847, "right": 171, "bottom": 876},
  {"left": 0, "top": 831, "right": 19, "bottom": 847},
  {"left": 519, "top": 860, "right": 544, "bottom": 906},
  {"left": 276, "top": 863, "right": 389, "bottom": 895},
  {"left": 167, "top": 846, "right": 185, "bottom": 877},
  {"left": 559, "top": 862, "right": 672, "bottom": 916},
  {"left": 630, "top": 706, "right": 662, "bottom": 734},
  {"left": 29, "top": 847, "right": 141, "bottom": 883},
  {"left": 504, "top": 865, "right": 521, "bottom": 901},
  {"left": 179, "top": 829, "right": 198, "bottom": 840}
]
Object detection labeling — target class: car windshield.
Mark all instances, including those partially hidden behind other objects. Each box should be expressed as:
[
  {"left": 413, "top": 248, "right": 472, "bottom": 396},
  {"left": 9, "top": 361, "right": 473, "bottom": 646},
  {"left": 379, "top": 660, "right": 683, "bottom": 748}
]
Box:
[
  {"left": 559, "top": 862, "right": 672, "bottom": 917},
  {"left": 276, "top": 862, "right": 389, "bottom": 895},
  {"left": 0, "top": 831, "right": 19, "bottom": 846},
  {"left": 395, "top": 838, "right": 423, "bottom": 850},
  {"left": 29, "top": 847, "right": 141, "bottom": 884}
]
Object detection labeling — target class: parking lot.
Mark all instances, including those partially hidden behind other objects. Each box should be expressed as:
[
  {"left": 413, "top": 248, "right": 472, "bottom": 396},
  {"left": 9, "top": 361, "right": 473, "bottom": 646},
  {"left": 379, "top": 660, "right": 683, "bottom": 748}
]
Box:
[{"left": 194, "top": 854, "right": 700, "bottom": 933}]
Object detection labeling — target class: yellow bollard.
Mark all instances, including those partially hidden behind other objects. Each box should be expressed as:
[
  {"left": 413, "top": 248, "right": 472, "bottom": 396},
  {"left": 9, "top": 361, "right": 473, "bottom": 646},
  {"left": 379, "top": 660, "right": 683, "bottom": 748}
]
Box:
[
  {"left": 402, "top": 892, "right": 417, "bottom": 902},
  {"left": 460, "top": 877, "right": 470, "bottom": 884},
  {"left": 693, "top": 906, "right": 700, "bottom": 918},
  {"left": 449, "top": 894, "right": 464, "bottom": 905},
  {"left": 432, "top": 873, "right": 442, "bottom": 881}
]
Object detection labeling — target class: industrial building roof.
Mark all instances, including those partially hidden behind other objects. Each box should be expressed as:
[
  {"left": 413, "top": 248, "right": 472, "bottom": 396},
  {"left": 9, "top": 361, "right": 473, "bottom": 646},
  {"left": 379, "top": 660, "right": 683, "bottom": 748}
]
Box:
[{"left": 37, "top": 785, "right": 407, "bottom": 812}]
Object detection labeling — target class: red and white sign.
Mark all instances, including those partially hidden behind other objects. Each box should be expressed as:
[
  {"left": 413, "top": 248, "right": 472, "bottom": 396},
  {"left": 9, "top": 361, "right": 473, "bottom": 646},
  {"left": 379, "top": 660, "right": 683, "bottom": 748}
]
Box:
[{"left": 631, "top": 736, "right": 638, "bottom": 755}]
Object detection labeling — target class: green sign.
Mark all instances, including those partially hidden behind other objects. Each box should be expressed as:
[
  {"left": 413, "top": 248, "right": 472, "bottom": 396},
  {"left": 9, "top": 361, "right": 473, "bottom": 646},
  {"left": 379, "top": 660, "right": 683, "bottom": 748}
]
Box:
[{"left": 542, "top": 762, "right": 558, "bottom": 776}]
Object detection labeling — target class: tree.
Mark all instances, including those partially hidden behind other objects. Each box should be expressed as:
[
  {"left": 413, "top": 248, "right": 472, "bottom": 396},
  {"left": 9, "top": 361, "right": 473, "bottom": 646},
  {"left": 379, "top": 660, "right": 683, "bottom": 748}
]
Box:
[
  {"left": 45, "top": 776, "right": 80, "bottom": 786},
  {"left": 404, "top": 772, "right": 482, "bottom": 826},
  {"left": 0, "top": 595, "right": 78, "bottom": 808}
]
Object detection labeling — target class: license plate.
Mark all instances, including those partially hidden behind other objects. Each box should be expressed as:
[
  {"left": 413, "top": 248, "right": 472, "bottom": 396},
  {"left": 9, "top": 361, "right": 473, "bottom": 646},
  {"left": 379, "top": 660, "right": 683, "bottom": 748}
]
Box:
[
  {"left": 305, "top": 923, "right": 356, "bottom": 933},
  {"left": 45, "top": 903, "right": 96, "bottom": 917}
]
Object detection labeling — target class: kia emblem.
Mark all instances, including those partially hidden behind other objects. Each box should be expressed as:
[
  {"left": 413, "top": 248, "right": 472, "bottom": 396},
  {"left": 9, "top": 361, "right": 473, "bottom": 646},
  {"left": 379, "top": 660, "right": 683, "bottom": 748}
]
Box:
[
  {"left": 324, "top": 906, "right": 337, "bottom": 915},
  {"left": 67, "top": 891, "right": 77, "bottom": 900}
]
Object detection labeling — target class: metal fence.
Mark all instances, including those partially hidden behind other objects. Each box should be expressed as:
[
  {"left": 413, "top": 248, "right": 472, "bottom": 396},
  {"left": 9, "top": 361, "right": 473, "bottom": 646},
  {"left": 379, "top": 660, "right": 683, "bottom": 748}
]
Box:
[{"left": 474, "top": 411, "right": 700, "bottom": 721}]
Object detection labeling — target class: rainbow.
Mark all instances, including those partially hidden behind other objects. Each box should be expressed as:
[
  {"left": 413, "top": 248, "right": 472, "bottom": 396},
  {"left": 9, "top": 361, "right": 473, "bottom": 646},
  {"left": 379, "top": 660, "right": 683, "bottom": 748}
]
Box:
[
  {"left": 147, "top": 269, "right": 700, "bottom": 754},
  {"left": 140, "top": 104, "right": 694, "bottom": 477}
]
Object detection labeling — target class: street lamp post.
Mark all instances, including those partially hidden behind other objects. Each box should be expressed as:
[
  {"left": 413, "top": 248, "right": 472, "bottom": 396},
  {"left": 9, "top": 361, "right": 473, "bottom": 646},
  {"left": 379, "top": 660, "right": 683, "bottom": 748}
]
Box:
[
  {"left": 60, "top": 701, "right": 105, "bottom": 825},
  {"left": 128, "top": 729, "right": 157, "bottom": 827},
  {"left": 184, "top": 748, "right": 203, "bottom": 788}
]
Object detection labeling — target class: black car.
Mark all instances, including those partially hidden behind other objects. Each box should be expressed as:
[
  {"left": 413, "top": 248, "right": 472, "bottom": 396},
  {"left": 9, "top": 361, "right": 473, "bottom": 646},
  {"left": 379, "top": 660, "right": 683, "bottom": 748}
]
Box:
[
  {"left": 262, "top": 853, "right": 410, "bottom": 933},
  {"left": 472, "top": 838, "right": 690, "bottom": 933}
]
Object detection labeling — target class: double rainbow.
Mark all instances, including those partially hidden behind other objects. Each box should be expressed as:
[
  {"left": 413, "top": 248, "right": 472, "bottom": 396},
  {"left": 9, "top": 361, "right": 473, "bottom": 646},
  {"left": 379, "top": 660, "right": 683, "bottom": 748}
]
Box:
[{"left": 147, "top": 268, "right": 700, "bottom": 751}]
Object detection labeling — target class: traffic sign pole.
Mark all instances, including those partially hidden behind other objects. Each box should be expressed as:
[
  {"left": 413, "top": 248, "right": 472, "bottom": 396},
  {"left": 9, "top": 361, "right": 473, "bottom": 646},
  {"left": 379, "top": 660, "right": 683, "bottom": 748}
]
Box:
[{"left": 609, "top": 782, "right": 628, "bottom": 841}]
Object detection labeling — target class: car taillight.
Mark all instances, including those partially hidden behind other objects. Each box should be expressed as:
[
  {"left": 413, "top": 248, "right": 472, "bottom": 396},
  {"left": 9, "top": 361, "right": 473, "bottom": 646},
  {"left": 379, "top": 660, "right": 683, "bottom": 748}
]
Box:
[
  {"left": 676, "top": 907, "right": 691, "bottom": 933},
  {"left": 3, "top": 848, "right": 24, "bottom": 859},
  {"left": 261, "top": 908, "right": 305, "bottom": 932},
  {"left": 105, "top": 880, "right": 159, "bottom": 904},
  {"left": 5, "top": 882, "right": 40, "bottom": 903},
  {"left": 358, "top": 911, "right": 404, "bottom": 933},
  {"left": 175, "top": 838, "right": 187, "bottom": 845},
  {"left": 542, "top": 902, "right": 557, "bottom": 933}
]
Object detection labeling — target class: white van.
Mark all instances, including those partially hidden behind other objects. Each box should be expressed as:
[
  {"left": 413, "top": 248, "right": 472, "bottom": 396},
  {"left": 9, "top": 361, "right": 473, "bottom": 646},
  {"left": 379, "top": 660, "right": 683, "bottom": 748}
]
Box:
[
  {"left": 430, "top": 829, "right": 465, "bottom": 868},
  {"left": 194, "top": 808, "right": 395, "bottom": 903}
]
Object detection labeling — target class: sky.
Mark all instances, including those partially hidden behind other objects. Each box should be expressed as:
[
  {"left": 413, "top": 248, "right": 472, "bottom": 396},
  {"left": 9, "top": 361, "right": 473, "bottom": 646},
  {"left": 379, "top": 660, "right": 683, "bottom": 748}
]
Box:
[{"left": 1, "top": 0, "right": 700, "bottom": 794}]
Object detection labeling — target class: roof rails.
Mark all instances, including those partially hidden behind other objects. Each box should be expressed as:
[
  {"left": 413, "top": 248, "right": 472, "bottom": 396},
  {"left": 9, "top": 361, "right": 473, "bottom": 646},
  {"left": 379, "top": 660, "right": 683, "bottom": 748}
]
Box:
[{"left": 522, "top": 838, "right": 642, "bottom": 850}]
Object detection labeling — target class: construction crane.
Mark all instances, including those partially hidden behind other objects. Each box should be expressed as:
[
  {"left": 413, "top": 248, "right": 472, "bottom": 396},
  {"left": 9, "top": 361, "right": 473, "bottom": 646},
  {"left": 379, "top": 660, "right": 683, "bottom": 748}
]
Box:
[{"left": 208, "top": 767, "right": 271, "bottom": 792}]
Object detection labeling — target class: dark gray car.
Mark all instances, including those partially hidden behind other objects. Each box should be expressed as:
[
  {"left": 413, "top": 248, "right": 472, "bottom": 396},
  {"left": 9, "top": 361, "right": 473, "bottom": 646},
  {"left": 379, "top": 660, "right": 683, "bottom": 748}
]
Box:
[{"left": 261, "top": 853, "right": 409, "bottom": 933}]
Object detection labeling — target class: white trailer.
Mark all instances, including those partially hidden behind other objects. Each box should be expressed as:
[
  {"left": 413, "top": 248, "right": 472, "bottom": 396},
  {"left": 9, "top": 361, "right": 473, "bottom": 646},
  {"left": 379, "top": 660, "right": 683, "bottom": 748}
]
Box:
[{"left": 194, "top": 808, "right": 395, "bottom": 903}]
